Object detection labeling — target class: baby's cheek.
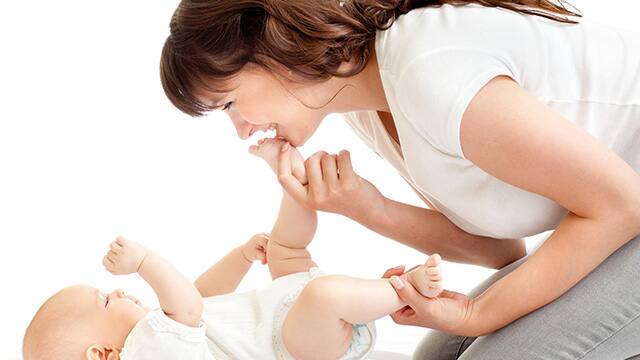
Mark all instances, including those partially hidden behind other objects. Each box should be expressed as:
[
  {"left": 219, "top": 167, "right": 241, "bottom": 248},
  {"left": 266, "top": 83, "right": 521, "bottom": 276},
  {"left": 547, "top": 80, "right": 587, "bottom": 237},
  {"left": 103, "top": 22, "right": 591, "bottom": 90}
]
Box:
[{"left": 113, "top": 303, "right": 146, "bottom": 326}]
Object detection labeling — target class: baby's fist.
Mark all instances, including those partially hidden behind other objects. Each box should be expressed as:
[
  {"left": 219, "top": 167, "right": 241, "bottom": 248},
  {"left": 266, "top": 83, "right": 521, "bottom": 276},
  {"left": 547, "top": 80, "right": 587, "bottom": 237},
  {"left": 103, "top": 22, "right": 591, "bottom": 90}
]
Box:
[
  {"left": 103, "top": 236, "right": 147, "bottom": 275},
  {"left": 242, "top": 233, "right": 269, "bottom": 265}
]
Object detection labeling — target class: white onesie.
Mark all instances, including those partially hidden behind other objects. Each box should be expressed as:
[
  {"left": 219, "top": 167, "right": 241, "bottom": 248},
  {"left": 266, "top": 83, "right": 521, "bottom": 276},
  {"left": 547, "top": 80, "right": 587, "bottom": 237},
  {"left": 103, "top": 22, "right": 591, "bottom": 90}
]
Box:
[{"left": 120, "top": 268, "right": 376, "bottom": 360}]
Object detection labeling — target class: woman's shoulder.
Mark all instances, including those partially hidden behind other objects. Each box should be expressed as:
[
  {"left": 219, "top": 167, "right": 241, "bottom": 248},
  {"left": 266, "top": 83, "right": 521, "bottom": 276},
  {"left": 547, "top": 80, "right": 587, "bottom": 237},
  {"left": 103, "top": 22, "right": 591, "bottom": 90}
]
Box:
[{"left": 375, "top": 3, "right": 560, "bottom": 74}]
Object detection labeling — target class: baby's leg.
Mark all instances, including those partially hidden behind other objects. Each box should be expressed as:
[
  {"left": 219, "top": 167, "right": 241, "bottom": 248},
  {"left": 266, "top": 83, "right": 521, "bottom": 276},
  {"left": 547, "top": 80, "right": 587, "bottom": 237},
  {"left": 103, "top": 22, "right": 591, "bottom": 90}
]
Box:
[
  {"left": 283, "top": 275, "right": 406, "bottom": 360},
  {"left": 404, "top": 253, "right": 444, "bottom": 298}
]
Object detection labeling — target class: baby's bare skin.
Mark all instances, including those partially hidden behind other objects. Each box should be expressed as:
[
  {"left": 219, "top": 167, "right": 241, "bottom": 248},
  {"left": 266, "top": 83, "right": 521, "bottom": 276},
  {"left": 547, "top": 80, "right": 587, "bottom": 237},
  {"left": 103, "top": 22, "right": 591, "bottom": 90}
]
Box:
[
  {"left": 403, "top": 253, "right": 444, "bottom": 298},
  {"left": 251, "top": 137, "right": 445, "bottom": 298},
  {"left": 249, "top": 137, "right": 307, "bottom": 184}
]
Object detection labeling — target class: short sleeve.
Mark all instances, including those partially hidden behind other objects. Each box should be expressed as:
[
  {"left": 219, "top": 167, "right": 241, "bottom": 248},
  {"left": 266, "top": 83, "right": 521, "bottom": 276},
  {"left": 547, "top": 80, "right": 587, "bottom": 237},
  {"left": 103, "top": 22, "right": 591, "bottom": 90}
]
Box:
[
  {"left": 120, "top": 309, "right": 213, "bottom": 360},
  {"left": 395, "top": 48, "right": 516, "bottom": 159}
]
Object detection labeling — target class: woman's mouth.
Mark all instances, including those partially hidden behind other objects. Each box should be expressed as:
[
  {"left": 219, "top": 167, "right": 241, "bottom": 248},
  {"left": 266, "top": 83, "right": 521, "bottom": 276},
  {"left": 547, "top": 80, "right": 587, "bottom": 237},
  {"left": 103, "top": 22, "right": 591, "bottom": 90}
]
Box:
[{"left": 251, "top": 123, "right": 290, "bottom": 144}]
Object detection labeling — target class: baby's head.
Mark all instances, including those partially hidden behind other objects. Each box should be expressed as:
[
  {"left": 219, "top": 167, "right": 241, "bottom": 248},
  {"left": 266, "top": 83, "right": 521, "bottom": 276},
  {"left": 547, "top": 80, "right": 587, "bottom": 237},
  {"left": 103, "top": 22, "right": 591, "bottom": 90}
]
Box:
[{"left": 23, "top": 284, "right": 149, "bottom": 360}]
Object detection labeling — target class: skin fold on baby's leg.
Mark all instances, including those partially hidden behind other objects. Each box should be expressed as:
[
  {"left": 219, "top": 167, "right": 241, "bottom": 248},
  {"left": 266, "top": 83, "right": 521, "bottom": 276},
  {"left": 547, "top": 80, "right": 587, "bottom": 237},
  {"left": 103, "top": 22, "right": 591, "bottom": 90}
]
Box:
[{"left": 283, "top": 254, "right": 443, "bottom": 360}]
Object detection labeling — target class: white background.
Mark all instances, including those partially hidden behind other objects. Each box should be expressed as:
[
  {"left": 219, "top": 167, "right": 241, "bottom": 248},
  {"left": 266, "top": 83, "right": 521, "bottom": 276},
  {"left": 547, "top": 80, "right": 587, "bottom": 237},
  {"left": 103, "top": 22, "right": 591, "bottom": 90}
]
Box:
[{"left": 0, "top": 1, "right": 638, "bottom": 358}]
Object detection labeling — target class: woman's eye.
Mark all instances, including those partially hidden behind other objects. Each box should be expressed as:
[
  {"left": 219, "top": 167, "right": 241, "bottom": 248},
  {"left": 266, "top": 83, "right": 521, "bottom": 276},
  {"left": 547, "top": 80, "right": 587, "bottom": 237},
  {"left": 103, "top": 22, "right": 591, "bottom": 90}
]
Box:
[{"left": 222, "top": 101, "right": 233, "bottom": 111}]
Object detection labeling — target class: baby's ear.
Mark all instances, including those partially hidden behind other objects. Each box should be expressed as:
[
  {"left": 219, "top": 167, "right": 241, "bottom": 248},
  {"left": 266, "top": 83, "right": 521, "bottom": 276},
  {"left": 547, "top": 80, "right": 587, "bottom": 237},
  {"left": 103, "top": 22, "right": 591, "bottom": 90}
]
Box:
[{"left": 85, "top": 344, "right": 121, "bottom": 360}]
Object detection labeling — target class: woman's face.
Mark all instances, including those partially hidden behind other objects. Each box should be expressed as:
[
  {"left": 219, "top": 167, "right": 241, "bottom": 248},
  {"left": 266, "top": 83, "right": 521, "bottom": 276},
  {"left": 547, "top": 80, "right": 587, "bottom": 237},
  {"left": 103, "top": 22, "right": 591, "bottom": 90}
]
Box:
[{"left": 202, "top": 64, "right": 332, "bottom": 147}]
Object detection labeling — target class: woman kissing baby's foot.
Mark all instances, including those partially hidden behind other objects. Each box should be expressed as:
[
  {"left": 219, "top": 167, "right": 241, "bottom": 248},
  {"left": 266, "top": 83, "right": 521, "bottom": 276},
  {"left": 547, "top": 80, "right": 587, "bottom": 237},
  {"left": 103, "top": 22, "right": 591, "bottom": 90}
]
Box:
[
  {"left": 249, "top": 137, "right": 308, "bottom": 184},
  {"left": 403, "top": 253, "right": 443, "bottom": 298},
  {"left": 249, "top": 137, "right": 284, "bottom": 170}
]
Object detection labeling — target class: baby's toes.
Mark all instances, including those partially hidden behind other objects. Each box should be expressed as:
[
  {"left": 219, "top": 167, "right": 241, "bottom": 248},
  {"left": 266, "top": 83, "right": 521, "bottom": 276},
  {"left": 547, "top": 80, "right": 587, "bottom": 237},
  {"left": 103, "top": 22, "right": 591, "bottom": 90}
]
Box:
[
  {"left": 426, "top": 266, "right": 442, "bottom": 281},
  {"left": 425, "top": 253, "right": 442, "bottom": 267}
]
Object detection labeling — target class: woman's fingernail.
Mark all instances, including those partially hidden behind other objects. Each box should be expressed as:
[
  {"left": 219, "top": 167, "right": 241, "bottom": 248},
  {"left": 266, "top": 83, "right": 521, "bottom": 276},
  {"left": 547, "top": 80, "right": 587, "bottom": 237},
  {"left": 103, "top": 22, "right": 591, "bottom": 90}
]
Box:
[
  {"left": 281, "top": 142, "right": 290, "bottom": 153},
  {"left": 390, "top": 276, "right": 405, "bottom": 289}
]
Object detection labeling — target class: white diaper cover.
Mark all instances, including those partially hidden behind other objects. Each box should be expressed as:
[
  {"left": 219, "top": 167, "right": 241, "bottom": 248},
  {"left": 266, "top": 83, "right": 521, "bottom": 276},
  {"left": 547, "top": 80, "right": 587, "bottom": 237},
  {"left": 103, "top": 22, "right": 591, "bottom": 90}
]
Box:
[{"left": 272, "top": 267, "right": 377, "bottom": 360}]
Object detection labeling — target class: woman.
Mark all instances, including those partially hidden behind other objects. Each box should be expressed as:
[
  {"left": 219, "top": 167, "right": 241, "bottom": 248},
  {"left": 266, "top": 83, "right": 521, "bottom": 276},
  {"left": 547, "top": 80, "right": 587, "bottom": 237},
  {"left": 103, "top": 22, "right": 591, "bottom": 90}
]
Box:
[{"left": 160, "top": 0, "right": 640, "bottom": 358}]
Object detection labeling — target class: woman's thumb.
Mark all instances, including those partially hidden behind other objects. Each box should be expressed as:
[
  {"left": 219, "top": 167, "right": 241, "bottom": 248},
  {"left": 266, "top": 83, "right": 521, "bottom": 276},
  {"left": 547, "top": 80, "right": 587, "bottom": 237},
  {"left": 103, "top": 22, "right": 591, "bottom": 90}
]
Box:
[{"left": 389, "top": 275, "right": 418, "bottom": 303}]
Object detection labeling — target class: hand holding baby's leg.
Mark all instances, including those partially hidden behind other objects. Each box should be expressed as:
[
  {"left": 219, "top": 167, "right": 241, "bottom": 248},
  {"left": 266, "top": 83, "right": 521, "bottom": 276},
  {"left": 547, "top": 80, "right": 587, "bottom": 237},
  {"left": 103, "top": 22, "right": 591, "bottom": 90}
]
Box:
[
  {"left": 403, "top": 253, "right": 443, "bottom": 298},
  {"left": 249, "top": 138, "right": 307, "bottom": 184}
]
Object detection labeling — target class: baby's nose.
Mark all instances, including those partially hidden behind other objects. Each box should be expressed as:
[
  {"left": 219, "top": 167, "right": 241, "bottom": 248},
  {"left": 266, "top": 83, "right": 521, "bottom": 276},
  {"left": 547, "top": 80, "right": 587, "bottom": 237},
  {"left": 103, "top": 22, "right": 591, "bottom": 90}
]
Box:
[{"left": 111, "top": 288, "right": 126, "bottom": 298}]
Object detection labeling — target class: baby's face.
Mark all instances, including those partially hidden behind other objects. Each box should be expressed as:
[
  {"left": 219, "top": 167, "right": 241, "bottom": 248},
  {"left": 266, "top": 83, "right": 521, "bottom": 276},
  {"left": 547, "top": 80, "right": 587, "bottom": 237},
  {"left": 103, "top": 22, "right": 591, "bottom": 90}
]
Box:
[{"left": 63, "top": 285, "right": 150, "bottom": 347}]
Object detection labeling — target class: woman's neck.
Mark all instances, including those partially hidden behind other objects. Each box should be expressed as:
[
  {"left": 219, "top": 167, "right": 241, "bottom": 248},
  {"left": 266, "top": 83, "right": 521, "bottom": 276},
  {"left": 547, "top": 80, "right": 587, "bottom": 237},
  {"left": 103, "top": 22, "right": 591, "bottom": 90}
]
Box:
[{"left": 325, "top": 41, "right": 391, "bottom": 114}]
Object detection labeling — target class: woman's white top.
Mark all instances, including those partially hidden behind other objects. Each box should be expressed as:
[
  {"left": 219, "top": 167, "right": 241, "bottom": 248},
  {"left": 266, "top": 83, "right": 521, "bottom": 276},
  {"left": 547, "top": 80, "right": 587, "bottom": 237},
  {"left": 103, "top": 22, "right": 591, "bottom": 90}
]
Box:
[{"left": 344, "top": 3, "right": 640, "bottom": 240}]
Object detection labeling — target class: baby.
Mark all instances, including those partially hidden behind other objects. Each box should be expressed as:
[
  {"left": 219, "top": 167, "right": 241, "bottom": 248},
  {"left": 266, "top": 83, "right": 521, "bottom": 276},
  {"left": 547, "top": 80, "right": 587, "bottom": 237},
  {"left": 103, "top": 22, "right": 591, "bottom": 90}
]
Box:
[{"left": 23, "top": 139, "right": 444, "bottom": 360}]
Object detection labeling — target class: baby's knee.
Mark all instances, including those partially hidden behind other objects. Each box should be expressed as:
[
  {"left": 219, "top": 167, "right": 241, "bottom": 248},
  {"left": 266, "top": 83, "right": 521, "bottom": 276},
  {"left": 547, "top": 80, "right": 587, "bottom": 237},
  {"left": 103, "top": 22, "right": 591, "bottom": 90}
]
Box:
[{"left": 299, "top": 275, "right": 346, "bottom": 309}]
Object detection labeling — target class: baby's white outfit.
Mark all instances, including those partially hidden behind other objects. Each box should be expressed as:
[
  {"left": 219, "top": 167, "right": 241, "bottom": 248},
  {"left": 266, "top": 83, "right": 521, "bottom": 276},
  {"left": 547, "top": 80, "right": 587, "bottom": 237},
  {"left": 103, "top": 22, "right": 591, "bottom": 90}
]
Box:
[{"left": 120, "top": 267, "right": 376, "bottom": 359}]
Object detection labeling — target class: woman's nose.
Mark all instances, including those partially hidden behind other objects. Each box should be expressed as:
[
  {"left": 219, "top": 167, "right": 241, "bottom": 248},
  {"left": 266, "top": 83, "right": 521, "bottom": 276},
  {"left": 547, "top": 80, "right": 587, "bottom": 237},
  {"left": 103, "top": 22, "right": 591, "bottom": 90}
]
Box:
[{"left": 228, "top": 113, "right": 252, "bottom": 140}]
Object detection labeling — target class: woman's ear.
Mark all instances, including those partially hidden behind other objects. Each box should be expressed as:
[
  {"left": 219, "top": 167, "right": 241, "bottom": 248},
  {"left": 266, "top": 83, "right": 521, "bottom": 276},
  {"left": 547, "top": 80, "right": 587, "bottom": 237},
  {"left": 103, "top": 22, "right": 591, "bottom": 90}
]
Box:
[{"left": 85, "top": 344, "right": 121, "bottom": 360}]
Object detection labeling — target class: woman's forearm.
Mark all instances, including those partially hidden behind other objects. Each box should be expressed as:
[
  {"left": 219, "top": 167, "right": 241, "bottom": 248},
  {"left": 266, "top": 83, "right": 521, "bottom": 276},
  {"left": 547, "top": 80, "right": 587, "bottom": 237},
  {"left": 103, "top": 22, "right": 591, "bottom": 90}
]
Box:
[
  {"left": 356, "top": 196, "right": 526, "bottom": 269},
  {"left": 469, "top": 211, "right": 640, "bottom": 336}
]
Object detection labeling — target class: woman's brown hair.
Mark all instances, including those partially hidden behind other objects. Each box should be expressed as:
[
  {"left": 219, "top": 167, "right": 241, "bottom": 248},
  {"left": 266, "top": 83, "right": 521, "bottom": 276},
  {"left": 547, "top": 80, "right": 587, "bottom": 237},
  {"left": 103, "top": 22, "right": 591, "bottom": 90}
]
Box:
[{"left": 160, "top": 0, "right": 581, "bottom": 117}]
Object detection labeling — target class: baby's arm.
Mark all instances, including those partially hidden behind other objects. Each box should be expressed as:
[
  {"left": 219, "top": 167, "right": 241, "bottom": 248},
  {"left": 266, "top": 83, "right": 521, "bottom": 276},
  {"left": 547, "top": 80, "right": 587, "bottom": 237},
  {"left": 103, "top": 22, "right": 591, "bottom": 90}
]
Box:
[
  {"left": 194, "top": 233, "right": 268, "bottom": 297},
  {"left": 104, "top": 236, "right": 202, "bottom": 327}
]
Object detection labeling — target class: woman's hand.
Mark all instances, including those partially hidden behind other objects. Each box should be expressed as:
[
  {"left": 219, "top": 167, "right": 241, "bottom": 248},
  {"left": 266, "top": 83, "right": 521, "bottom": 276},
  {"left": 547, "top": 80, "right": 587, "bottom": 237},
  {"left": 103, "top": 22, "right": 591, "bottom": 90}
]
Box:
[
  {"left": 277, "top": 145, "right": 385, "bottom": 222},
  {"left": 381, "top": 265, "right": 479, "bottom": 336}
]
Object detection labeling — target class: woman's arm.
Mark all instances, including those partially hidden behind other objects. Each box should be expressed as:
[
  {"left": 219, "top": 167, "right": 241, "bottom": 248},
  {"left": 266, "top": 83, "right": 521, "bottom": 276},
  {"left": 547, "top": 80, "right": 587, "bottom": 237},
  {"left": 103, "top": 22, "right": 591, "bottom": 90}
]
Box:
[
  {"left": 459, "top": 76, "right": 640, "bottom": 335},
  {"left": 194, "top": 234, "right": 267, "bottom": 297},
  {"left": 387, "top": 76, "right": 640, "bottom": 336},
  {"left": 277, "top": 148, "right": 525, "bottom": 269},
  {"left": 369, "top": 196, "right": 526, "bottom": 269}
]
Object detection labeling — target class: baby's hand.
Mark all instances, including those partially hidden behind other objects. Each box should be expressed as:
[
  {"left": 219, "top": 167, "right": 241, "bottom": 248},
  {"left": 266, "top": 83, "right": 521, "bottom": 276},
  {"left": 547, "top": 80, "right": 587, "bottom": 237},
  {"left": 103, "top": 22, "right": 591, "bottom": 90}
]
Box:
[
  {"left": 249, "top": 137, "right": 307, "bottom": 185},
  {"left": 103, "top": 236, "right": 148, "bottom": 275},
  {"left": 242, "top": 233, "right": 269, "bottom": 265}
]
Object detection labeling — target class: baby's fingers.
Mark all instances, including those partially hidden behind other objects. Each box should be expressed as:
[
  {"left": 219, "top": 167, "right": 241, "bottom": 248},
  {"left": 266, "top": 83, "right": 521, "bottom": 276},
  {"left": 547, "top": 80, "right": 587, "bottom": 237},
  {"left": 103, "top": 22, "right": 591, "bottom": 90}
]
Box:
[
  {"left": 256, "top": 236, "right": 269, "bottom": 248},
  {"left": 115, "top": 235, "right": 128, "bottom": 247},
  {"left": 107, "top": 249, "right": 119, "bottom": 260},
  {"left": 109, "top": 241, "right": 122, "bottom": 254},
  {"left": 103, "top": 256, "right": 116, "bottom": 273}
]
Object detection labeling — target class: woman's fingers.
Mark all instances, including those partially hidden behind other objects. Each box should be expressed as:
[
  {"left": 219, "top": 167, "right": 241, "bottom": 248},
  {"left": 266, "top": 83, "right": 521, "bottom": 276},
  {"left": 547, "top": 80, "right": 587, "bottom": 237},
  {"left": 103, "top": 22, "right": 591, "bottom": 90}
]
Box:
[
  {"left": 305, "top": 151, "right": 327, "bottom": 199},
  {"left": 390, "top": 276, "right": 425, "bottom": 306},
  {"left": 381, "top": 265, "right": 406, "bottom": 279},
  {"left": 337, "top": 150, "right": 356, "bottom": 182},
  {"left": 321, "top": 153, "right": 339, "bottom": 189},
  {"left": 277, "top": 144, "right": 307, "bottom": 203}
]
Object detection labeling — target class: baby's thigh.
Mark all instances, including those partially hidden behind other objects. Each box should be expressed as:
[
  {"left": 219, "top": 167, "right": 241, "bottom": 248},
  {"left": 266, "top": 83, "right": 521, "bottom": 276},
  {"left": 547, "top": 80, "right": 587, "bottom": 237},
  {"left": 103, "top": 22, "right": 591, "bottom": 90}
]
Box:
[{"left": 282, "top": 281, "right": 353, "bottom": 360}]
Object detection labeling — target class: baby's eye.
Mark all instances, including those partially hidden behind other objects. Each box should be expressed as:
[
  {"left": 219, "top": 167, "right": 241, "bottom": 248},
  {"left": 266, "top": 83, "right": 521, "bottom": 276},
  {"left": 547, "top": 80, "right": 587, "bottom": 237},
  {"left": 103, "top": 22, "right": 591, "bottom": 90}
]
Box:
[
  {"left": 105, "top": 295, "right": 110, "bottom": 308},
  {"left": 222, "top": 101, "right": 233, "bottom": 111}
]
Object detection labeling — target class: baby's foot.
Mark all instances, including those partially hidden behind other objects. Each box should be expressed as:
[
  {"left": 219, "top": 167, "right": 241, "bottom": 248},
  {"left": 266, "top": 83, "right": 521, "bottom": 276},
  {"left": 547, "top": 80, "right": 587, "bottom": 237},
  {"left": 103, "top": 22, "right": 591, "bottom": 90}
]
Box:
[
  {"left": 403, "top": 253, "right": 443, "bottom": 298},
  {"left": 249, "top": 137, "right": 307, "bottom": 184}
]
